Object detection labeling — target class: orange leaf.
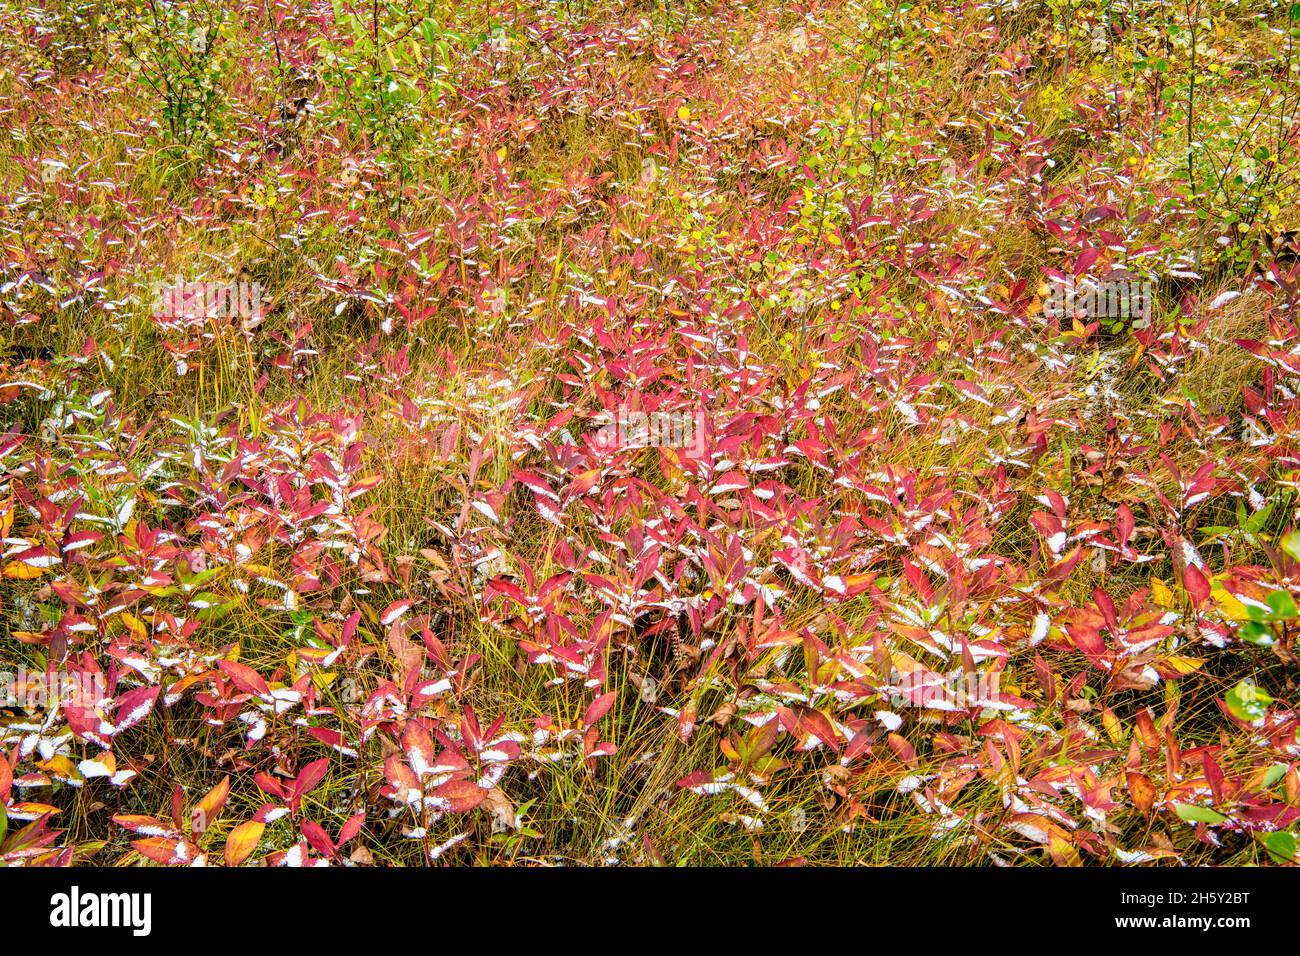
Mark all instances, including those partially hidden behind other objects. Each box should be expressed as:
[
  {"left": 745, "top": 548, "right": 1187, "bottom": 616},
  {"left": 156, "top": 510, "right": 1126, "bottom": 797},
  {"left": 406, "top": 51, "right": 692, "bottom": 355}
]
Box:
[
  {"left": 192, "top": 775, "right": 230, "bottom": 833},
  {"left": 132, "top": 837, "right": 188, "bottom": 865},
  {"left": 1126, "top": 771, "right": 1157, "bottom": 815},
  {"left": 224, "top": 820, "right": 264, "bottom": 866}
]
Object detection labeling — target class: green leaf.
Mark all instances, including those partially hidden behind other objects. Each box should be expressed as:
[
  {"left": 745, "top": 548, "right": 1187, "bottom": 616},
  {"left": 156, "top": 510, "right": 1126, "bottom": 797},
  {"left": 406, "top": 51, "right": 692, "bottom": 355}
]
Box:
[
  {"left": 1243, "top": 502, "right": 1273, "bottom": 534},
  {"left": 0, "top": 808, "right": 7, "bottom": 848},
  {"left": 1268, "top": 590, "right": 1299, "bottom": 620},
  {"left": 1260, "top": 831, "right": 1296, "bottom": 864},
  {"left": 1281, "top": 530, "right": 1300, "bottom": 562},
  {"left": 1226, "top": 679, "right": 1273, "bottom": 722},
  {"left": 1239, "top": 620, "right": 1274, "bottom": 646},
  {"left": 1263, "top": 764, "right": 1288, "bottom": 789},
  {"left": 1175, "top": 803, "right": 1226, "bottom": 825}
]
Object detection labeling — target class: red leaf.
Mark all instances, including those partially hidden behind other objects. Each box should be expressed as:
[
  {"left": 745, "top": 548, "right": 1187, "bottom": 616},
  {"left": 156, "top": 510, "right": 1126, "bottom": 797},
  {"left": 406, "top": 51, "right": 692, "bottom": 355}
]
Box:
[
  {"left": 0, "top": 753, "right": 12, "bottom": 803},
  {"left": 1116, "top": 504, "right": 1135, "bottom": 545},
  {"left": 1183, "top": 566, "right": 1210, "bottom": 609},
  {"left": 797, "top": 706, "right": 841, "bottom": 751},
  {"left": 1074, "top": 247, "right": 1100, "bottom": 276},
  {"left": 383, "top": 754, "right": 421, "bottom": 801},
  {"left": 254, "top": 772, "right": 288, "bottom": 801},
  {"left": 1065, "top": 623, "right": 1106, "bottom": 660},
  {"left": 113, "top": 685, "right": 160, "bottom": 733},
  {"left": 434, "top": 778, "right": 485, "bottom": 812},
  {"left": 217, "top": 660, "right": 269, "bottom": 696},
  {"left": 301, "top": 820, "right": 335, "bottom": 857},
  {"left": 583, "top": 691, "right": 617, "bottom": 729},
  {"left": 380, "top": 598, "right": 414, "bottom": 627},
  {"left": 293, "top": 759, "right": 330, "bottom": 799},
  {"left": 887, "top": 733, "right": 917, "bottom": 766},
  {"left": 337, "top": 811, "right": 365, "bottom": 846},
  {"left": 1203, "top": 752, "right": 1226, "bottom": 803},
  {"left": 112, "top": 814, "right": 181, "bottom": 839},
  {"left": 402, "top": 721, "right": 438, "bottom": 777}
]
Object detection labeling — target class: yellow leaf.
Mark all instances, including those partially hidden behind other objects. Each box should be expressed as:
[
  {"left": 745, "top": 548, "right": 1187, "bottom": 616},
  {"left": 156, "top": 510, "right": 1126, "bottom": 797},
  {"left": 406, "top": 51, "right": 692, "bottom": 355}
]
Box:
[
  {"left": 37, "top": 755, "right": 81, "bottom": 781},
  {"left": 224, "top": 820, "right": 264, "bottom": 866},
  {"left": 1150, "top": 578, "right": 1175, "bottom": 608},
  {"left": 677, "top": 106, "right": 691, "bottom": 121},
  {"left": 1154, "top": 655, "right": 1205, "bottom": 678},
  {"left": 1101, "top": 707, "right": 1123, "bottom": 744},
  {"left": 1210, "top": 587, "right": 1250, "bottom": 622},
  {"left": 3, "top": 561, "right": 46, "bottom": 580}
]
